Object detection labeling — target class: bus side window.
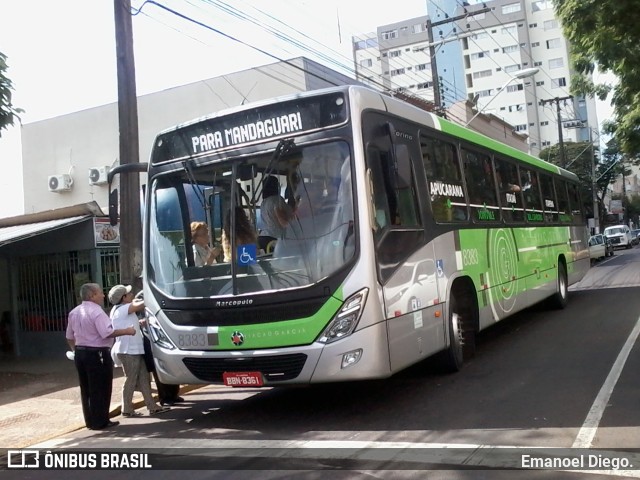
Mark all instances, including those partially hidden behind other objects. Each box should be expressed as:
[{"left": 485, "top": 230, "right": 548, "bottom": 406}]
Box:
[
  {"left": 567, "top": 183, "right": 584, "bottom": 224},
  {"left": 555, "top": 179, "right": 572, "bottom": 224},
  {"left": 520, "top": 168, "right": 543, "bottom": 222},
  {"left": 366, "top": 146, "right": 393, "bottom": 230},
  {"left": 420, "top": 135, "right": 467, "bottom": 222},
  {"left": 461, "top": 147, "right": 499, "bottom": 222},
  {"left": 495, "top": 158, "right": 525, "bottom": 223},
  {"left": 366, "top": 145, "right": 421, "bottom": 229},
  {"left": 540, "top": 173, "right": 558, "bottom": 223}
]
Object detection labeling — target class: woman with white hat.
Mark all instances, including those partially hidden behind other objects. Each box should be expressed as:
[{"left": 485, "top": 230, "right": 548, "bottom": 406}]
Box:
[{"left": 109, "top": 284, "right": 169, "bottom": 417}]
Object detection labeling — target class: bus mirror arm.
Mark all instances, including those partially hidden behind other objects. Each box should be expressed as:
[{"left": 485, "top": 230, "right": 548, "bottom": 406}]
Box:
[
  {"left": 107, "top": 162, "right": 148, "bottom": 226},
  {"left": 107, "top": 162, "right": 148, "bottom": 185}
]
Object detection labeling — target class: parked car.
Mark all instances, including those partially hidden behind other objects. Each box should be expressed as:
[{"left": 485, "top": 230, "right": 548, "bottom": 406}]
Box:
[
  {"left": 588, "top": 234, "right": 613, "bottom": 262},
  {"left": 630, "top": 229, "right": 640, "bottom": 246},
  {"left": 603, "top": 225, "right": 633, "bottom": 249}
]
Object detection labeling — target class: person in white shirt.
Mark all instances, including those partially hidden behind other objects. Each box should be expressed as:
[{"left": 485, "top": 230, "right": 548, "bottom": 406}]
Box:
[
  {"left": 258, "top": 176, "right": 294, "bottom": 252},
  {"left": 109, "top": 284, "right": 169, "bottom": 417}
]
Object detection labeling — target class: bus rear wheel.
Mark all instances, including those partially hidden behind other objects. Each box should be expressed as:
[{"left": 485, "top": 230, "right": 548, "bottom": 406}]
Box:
[
  {"left": 440, "top": 292, "right": 475, "bottom": 373},
  {"left": 548, "top": 261, "right": 568, "bottom": 309}
]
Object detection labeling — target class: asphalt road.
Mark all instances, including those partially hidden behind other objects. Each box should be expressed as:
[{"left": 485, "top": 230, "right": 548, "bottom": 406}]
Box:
[{"left": 9, "top": 246, "right": 640, "bottom": 479}]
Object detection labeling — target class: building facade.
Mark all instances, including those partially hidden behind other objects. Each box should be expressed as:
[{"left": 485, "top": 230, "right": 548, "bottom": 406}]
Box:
[{"left": 352, "top": 0, "right": 599, "bottom": 156}]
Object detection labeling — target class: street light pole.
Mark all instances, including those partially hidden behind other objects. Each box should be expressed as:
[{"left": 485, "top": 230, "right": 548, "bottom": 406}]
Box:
[{"left": 465, "top": 67, "right": 539, "bottom": 128}]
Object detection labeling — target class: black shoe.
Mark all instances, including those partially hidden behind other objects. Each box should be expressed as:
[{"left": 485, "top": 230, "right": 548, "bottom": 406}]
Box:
[
  {"left": 90, "top": 420, "right": 119, "bottom": 430},
  {"left": 161, "top": 396, "right": 184, "bottom": 406}
]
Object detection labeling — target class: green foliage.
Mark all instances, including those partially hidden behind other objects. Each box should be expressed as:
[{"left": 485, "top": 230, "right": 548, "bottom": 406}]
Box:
[
  {"left": 0, "top": 51, "right": 23, "bottom": 137},
  {"left": 554, "top": 0, "right": 640, "bottom": 154},
  {"left": 627, "top": 194, "right": 640, "bottom": 227}
]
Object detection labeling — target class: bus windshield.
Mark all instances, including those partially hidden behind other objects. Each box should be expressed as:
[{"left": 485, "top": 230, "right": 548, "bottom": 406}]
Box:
[{"left": 147, "top": 140, "right": 355, "bottom": 298}]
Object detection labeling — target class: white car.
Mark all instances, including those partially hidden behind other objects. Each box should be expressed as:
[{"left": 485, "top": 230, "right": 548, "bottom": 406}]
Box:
[
  {"left": 603, "top": 225, "right": 633, "bottom": 249},
  {"left": 588, "top": 234, "right": 613, "bottom": 262}
]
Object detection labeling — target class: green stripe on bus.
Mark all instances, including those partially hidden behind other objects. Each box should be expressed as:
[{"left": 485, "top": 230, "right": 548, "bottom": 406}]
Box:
[{"left": 215, "top": 289, "right": 344, "bottom": 350}]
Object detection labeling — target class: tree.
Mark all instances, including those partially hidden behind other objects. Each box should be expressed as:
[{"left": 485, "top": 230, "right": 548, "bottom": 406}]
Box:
[
  {"left": 627, "top": 194, "right": 640, "bottom": 228},
  {"left": 0, "top": 51, "right": 23, "bottom": 137},
  {"left": 554, "top": 0, "right": 640, "bottom": 155}
]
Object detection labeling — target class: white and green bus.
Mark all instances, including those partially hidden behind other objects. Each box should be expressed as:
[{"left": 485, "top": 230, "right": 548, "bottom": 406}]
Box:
[{"left": 110, "top": 85, "right": 590, "bottom": 386}]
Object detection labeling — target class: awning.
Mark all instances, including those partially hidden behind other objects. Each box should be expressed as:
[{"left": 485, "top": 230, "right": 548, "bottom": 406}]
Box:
[{"left": 0, "top": 215, "right": 92, "bottom": 247}]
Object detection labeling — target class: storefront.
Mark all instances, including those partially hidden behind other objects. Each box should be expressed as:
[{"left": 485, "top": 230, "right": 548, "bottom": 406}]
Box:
[{"left": 0, "top": 202, "right": 120, "bottom": 357}]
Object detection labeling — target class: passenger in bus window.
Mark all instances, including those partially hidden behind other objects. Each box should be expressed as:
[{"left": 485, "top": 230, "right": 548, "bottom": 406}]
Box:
[
  {"left": 190, "top": 222, "right": 220, "bottom": 266},
  {"left": 496, "top": 165, "right": 522, "bottom": 193},
  {"left": 258, "top": 176, "right": 294, "bottom": 253},
  {"left": 222, "top": 207, "right": 261, "bottom": 263}
]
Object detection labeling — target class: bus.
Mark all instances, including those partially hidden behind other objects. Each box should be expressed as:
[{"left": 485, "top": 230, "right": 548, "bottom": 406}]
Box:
[{"left": 109, "top": 85, "right": 590, "bottom": 387}]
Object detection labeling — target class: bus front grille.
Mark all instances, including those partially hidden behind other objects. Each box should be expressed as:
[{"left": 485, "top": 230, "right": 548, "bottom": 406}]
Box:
[{"left": 182, "top": 353, "right": 308, "bottom": 383}]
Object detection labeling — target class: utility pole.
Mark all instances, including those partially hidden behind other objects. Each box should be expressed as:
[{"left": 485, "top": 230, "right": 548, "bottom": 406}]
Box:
[
  {"left": 541, "top": 96, "right": 573, "bottom": 167},
  {"left": 425, "top": 7, "right": 490, "bottom": 114},
  {"left": 589, "top": 128, "right": 600, "bottom": 234},
  {"left": 622, "top": 167, "right": 627, "bottom": 226},
  {"left": 113, "top": 0, "right": 142, "bottom": 285}
]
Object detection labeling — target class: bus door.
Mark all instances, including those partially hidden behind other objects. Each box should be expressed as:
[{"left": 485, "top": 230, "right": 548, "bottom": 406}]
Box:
[{"left": 362, "top": 112, "right": 443, "bottom": 369}]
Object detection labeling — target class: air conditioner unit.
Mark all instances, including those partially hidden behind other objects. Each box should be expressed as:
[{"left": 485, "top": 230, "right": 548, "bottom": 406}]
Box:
[
  {"left": 88, "top": 166, "right": 110, "bottom": 185},
  {"left": 48, "top": 174, "right": 73, "bottom": 192}
]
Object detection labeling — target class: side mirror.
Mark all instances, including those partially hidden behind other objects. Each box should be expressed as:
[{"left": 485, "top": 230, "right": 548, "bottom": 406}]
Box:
[{"left": 109, "top": 188, "right": 119, "bottom": 226}]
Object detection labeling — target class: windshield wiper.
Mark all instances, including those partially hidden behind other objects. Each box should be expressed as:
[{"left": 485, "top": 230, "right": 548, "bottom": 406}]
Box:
[
  {"left": 182, "top": 158, "right": 207, "bottom": 213},
  {"left": 251, "top": 138, "right": 296, "bottom": 205}
]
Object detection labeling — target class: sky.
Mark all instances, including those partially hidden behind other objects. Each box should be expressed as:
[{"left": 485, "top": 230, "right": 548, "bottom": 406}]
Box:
[{"left": 0, "top": 0, "right": 616, "bottom": 218}]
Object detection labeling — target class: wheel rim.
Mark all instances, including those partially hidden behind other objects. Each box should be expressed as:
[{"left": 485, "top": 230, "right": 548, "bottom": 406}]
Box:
[
  {"left": 559, "top": 268, "right": 567, "bottom": 299},
  {"left": 451, "top": 311, "right": 464, "bottom": 362}
]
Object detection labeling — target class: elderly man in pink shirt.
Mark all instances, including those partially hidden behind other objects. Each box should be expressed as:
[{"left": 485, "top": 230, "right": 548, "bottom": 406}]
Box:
[{"left": 66, "top": 283, "right": 135, "bottom": 430}]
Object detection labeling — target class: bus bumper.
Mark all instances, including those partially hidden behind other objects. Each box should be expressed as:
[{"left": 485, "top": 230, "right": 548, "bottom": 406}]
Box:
[{"left": 151, "top": 320, "right": 391, "bottom": 386}]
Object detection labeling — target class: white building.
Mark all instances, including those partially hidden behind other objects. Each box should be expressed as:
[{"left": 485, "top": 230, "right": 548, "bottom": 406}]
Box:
[
  {"left": 0, "top": 57, "right": 359, "bottom": 357},
  {"left": 352, "top": 0, "right": 599, "bottom": 157}
]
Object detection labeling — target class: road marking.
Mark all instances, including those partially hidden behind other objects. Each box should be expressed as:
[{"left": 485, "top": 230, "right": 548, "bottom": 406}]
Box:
[{"left": 572, "top": 314, "right": 640, "bottom": 448}]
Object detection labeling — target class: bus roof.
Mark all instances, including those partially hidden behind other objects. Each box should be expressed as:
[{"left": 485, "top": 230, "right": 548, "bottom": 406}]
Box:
[
  {"left": 435, "top": 115, "right": 578, "bottom": 181},
  {"left": 153, "top": 84, "right": 579, "bottom": 182}
]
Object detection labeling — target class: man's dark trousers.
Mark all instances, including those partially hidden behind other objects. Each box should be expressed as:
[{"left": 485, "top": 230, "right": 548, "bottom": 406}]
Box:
[{"left": 74, "top": 347, "right": 113, "bottom": 429}]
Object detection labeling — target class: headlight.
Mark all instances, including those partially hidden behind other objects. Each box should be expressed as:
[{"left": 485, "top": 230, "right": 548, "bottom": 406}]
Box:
[
  {"left": 145, "top": 309, "right": 176, "bottom": 350},
  {"left": 317, "top": 288, "right": 368, "bottom": 344}
]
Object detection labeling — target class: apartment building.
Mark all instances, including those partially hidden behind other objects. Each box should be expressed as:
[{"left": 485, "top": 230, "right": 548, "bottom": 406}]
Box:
[{"left": 352, "top": 0, "right": 599, "bottom": 156}]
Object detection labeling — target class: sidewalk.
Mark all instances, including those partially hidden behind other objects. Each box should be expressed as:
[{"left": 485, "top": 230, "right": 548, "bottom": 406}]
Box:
[{"left": 0, "top": 354, "right": 197, "bottom": 448}]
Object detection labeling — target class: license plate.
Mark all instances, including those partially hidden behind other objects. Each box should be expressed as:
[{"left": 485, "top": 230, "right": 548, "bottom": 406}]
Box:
[{"left": 223, "top": 371, "right": 264, "bottom": 387}]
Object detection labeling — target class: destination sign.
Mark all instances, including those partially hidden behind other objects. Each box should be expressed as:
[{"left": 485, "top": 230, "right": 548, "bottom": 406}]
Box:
[
  {"left": 191, "top": 112, "right": 303, "bottom": 154},
  {"left": 151, "top": 91, "right": 348, "bottom": 164}
]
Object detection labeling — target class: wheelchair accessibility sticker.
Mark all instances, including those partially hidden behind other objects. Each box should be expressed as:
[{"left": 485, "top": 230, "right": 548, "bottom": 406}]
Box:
[{"left": 237, "top": 244, "right": 257, "bottom": 266}]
